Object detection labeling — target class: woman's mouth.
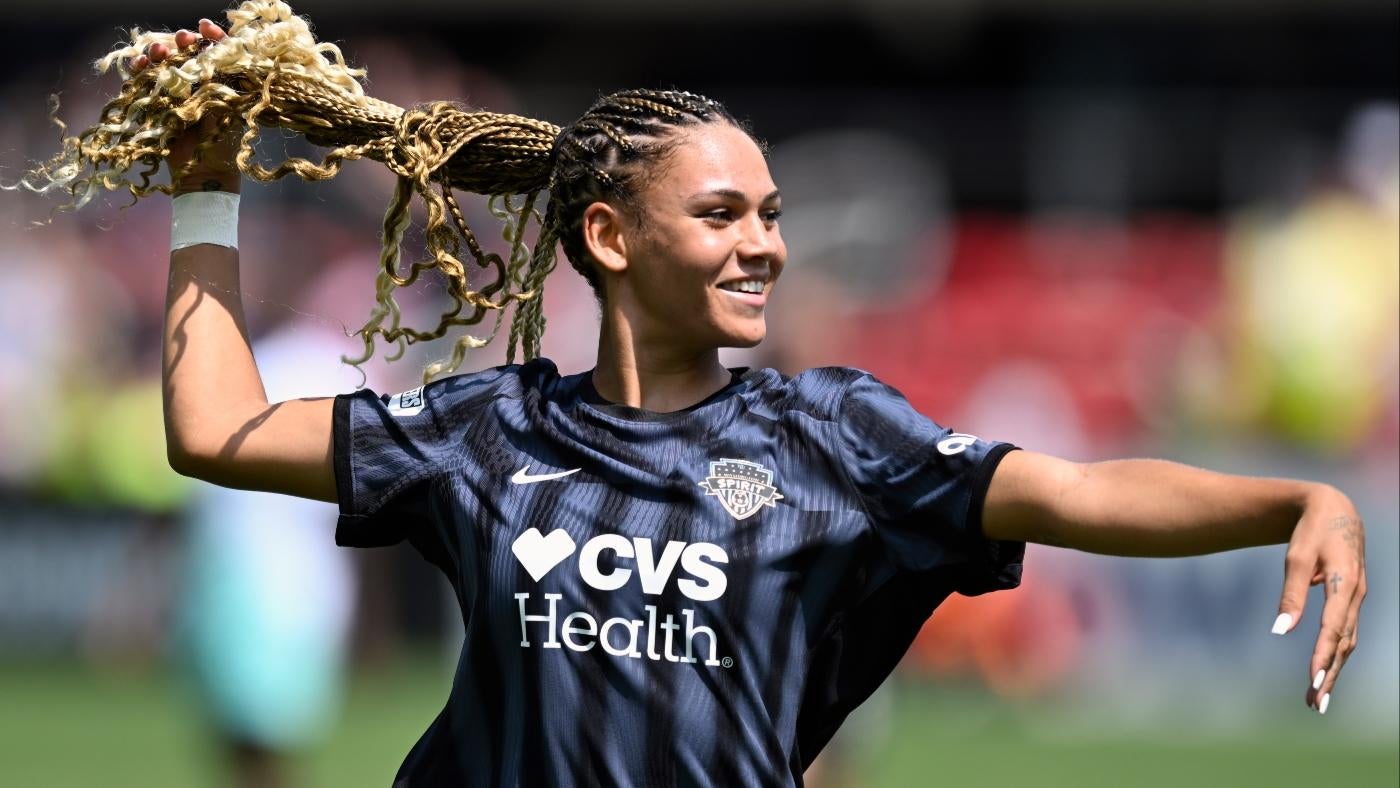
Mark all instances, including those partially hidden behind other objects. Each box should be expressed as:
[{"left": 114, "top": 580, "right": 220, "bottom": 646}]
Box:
[{"left": 717, "top": 278, "right": 768, "bottom": 307}]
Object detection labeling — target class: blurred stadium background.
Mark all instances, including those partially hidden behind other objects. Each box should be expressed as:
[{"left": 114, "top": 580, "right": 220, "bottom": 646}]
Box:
[{"left": 1, "top": 1, "right": 1396, "bottom": 786}]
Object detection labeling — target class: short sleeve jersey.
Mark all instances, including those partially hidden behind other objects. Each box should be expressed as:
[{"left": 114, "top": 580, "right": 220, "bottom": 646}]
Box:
[{"left": 334, "top": 359, "right": 1023, "bottom": 787}]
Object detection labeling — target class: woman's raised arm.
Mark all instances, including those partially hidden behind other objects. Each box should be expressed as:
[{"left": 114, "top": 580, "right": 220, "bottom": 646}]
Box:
[{"left": 157, "top": 19, "right": 335, "bottom": 502}]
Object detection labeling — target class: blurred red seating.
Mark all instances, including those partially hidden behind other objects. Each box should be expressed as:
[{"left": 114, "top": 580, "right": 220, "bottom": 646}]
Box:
[{"left": 853, "top": 214, "right": 1223, "bottom": 448}]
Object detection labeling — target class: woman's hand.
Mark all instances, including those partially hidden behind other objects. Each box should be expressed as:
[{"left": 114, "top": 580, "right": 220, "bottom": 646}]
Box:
[
  {"left": 1273, "top": 485, "right": 1367, "bottom": 714},
  {"left": 131, "top": 18, "right": 241, "bottom": 195}
]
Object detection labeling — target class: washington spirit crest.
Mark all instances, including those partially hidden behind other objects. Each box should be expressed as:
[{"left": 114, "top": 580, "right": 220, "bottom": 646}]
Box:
[{"left": 698, "top": 459, "right": 784, "bottom": 521}]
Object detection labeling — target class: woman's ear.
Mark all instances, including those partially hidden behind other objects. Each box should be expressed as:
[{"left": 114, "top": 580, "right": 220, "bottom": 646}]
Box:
[{"left": 581, "top": 201, "right": 629, "bottom": 275}]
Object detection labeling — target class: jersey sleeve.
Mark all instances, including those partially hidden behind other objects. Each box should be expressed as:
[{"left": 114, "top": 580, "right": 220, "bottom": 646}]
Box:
[
  {"left": 837, "top": 373, "right": 1023, "bottom": 595},
  {"left": 332, "top": 379, "right": 463, "bottom": 554}
]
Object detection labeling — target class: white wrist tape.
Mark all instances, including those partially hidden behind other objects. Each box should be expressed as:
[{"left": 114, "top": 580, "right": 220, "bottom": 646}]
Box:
[{"left": 171, "top": 191, "right": 240, "bottom": 251}]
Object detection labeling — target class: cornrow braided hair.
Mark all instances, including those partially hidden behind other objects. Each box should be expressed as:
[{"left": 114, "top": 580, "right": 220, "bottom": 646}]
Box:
[
  {"left": 546, "top": 90, "right": 738, "bottom": 303},
  {"left": 13, "top": 0, "right": 742, "bottom": 382}
]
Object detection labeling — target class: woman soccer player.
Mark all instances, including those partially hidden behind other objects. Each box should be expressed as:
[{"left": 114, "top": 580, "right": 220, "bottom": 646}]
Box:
[{"left": 110, "top": 13, "right": 1368, "bottom": 787}]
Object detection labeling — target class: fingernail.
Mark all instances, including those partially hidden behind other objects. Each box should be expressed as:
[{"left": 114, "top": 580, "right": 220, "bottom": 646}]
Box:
[
  {"left": 1319, "top": 693, "right": 1330, "bottom": 714},
  {"left": 1271, "top": 613, "right": 1293, "bottom": 635},
  {"left": 1312, "top": 669, "right": 1326, "bottom": 690}
]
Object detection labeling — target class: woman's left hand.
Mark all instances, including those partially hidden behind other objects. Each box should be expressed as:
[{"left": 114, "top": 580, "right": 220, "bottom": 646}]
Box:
[{"left": 1272, "top": 485, "right": 1367, "bottom": 714}]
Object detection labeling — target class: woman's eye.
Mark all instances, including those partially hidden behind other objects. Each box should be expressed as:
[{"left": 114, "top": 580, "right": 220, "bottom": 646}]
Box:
[{"left": 698, "top": 208, "right": 781, "bottom": 224}]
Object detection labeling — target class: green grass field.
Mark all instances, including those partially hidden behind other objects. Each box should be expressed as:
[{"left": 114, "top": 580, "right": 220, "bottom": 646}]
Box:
[{"left": 0, "top": 657, "right": 1394, "bottom": 787}]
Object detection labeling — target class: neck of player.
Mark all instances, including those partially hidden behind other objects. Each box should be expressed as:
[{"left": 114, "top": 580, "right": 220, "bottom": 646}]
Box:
[{"left": 592, "top": 307, "right": 732, "bottom": 413}]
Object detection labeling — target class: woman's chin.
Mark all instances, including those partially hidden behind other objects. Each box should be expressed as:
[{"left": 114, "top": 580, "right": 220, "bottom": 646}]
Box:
[{"left": 721, "top": 321, "right": 766, "bottom": 348}]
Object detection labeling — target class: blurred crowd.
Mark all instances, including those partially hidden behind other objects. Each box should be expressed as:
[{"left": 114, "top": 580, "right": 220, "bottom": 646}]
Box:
[{"left": 0, "top": 7, "right": 1396, "bottom": 785}]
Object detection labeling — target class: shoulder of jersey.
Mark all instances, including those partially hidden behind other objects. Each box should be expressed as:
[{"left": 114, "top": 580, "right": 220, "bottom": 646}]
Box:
[
  {"left": 751, "top": 365, "right": 871, "bottom": 422},
  {"left": 385, "top": 358, "right": 562, "bottom": 417}
]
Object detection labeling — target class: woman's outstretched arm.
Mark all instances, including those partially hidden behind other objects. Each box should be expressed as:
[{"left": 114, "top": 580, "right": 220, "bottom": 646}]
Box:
[
  {"left": 982, "top": 449, "right": 1366, "bottom": 713},
  {"left": 158, "top": 19, "right": 335, "bottom": 502}
]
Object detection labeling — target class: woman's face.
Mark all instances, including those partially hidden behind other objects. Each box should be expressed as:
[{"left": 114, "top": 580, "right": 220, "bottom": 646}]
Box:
[{"left": 614, "top": 122, "right": 786, "bottom": 352}]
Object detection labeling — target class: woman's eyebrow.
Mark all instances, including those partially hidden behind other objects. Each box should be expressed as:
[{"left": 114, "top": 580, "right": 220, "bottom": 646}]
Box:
[{"left": 688, "top": 188, "right": 783, "bottom": 202}]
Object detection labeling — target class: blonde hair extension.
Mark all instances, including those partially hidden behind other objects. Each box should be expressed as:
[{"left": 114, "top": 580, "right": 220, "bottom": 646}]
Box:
[{"left": 14, "top": 0, "right": 562, "bottom": 381}]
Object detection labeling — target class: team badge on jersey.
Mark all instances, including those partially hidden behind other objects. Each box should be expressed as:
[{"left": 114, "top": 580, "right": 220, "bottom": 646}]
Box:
[{"left": 698, "top": 458, "right": 784, "bottom": 521}]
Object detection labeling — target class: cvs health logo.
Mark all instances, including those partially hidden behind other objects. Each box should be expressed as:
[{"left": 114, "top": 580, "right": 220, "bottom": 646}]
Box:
[
  {"left": 510, "top": 528, "right": 729, "bottom": 601},
  {"left": 510, "top": 528, "right": 732, "bottom": 667}
]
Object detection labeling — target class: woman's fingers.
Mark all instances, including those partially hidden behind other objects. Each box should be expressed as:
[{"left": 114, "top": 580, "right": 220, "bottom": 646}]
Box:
[
  {"left": 131, "top": 18, "right": 225, "bottom": 72},
  {"left": 175, "top": 29, "right": 199, "bottom": 51},
  {"left": 130, "top": 43, "right": 164, "bottom": 72},
  {"left": 1313, "top": 573, "right": 1367, "bottom": 714},
  {"left": 1272, "top": 546, "right": 1312, "bottom": 635},
  {"left": 1308, "top": 562, "right": 1361, "bottom": 713},
  {"left": 198, "top": 18, "right": 227, "bottom": 41},
  {"left": 1281, "top": 506, "right": 1367, "bottom": 716}
]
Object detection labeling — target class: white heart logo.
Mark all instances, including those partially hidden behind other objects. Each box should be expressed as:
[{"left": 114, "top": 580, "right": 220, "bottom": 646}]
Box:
[{"left": 511, "top": 528, "right": 577, "bottom": 582}]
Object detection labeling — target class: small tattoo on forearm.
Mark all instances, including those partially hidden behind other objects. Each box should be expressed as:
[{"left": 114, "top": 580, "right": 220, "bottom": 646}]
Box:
[{"left": 1329, "top": 572, "right": 1343, "bottom": 594}]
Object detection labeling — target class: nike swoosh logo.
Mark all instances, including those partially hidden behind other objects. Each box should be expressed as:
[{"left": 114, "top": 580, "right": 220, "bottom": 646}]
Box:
[{"left": 511, "top": 466, "right": 582, "bottom": 485}]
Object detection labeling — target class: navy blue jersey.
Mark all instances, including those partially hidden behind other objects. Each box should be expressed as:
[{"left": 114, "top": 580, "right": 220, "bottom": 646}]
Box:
[{"left": 333, "top": 359, "right": 1023, "bottom": 787}]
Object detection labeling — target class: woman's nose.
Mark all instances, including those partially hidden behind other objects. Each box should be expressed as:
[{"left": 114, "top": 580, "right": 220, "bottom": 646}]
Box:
[{"left": 737, "top": 215, "right": 781, "bottom": 261}]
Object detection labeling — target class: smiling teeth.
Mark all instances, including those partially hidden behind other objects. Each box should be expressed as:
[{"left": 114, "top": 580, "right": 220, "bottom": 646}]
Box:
[{"left": 721, "top": 280, "right": 765, "bottom": 294}]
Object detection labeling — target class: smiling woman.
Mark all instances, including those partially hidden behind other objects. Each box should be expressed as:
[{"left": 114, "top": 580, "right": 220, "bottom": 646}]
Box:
[
  {"left": 582, "top": 122, "right": 787, "bottom": 398},
  {"left": 534, "top": 102, "right": 788, "bottom": 408},
  {"left": 20, "top": 1, "right": 1371, "bottom": 786}
]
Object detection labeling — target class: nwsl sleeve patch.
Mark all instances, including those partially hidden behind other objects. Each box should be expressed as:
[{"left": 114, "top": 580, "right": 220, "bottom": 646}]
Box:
[{"left": 386, "top": 386, "right": 425, "bottom": 416}]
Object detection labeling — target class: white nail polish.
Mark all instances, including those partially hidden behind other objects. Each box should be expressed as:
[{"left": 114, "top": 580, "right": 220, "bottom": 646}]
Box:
[
  {"left": 1271, "top": 613, "right": 1292, "bottom": 635},
  {"left": 1313, "top": 669, "right": 1326, "bottom": 690},
  {"left": 1319, "top": 693, "right": 1330, "bottom": 714}
]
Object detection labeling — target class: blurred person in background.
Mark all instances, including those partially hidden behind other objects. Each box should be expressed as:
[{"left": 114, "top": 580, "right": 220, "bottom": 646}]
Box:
[
  {"left": 177, "top": 261, "right": 363, "bottom": 788},
  {"left": 19, "top": 7, "right": 1377, "bottom": 785},
  {"left": 1198, "top": 102, "right": 1400, "bottom": 454}
]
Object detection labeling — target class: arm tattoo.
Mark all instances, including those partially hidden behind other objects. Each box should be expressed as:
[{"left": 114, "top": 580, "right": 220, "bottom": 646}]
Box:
[
  {"left": 1328, "top": 571, "right": 1343, "bottom": 595},
  {"left": 1328, "top": 515, "right": 1365, "bottom": 561}
]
